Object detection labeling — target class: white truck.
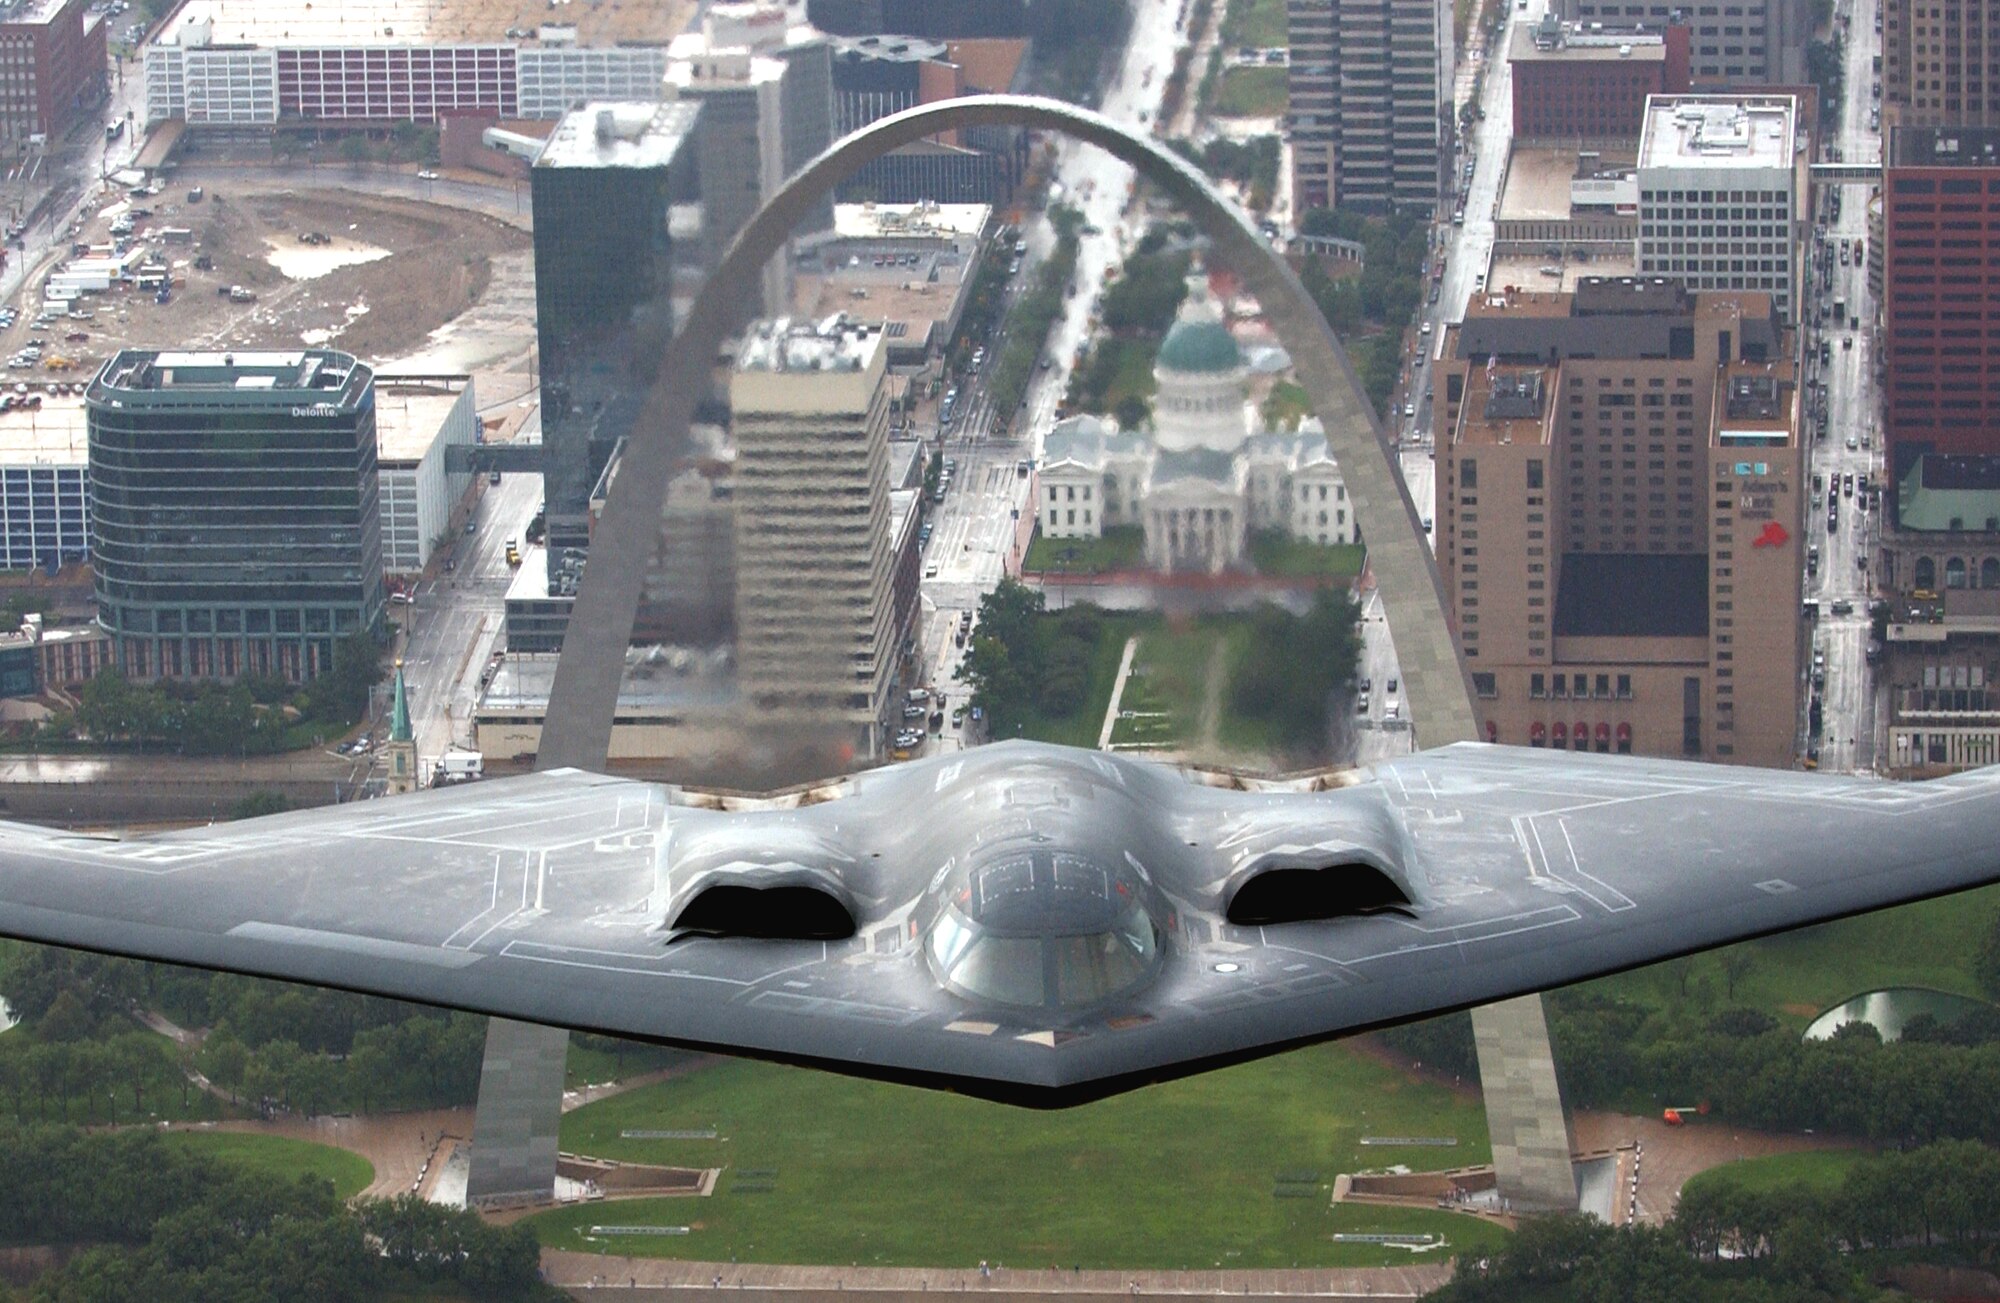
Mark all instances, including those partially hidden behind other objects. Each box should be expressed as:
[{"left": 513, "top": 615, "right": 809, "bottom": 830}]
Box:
[{"left": 436, "top": 749, "right": 484, "bottom": 784}]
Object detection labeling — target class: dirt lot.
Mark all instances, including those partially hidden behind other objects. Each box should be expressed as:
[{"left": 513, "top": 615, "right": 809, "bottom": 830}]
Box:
[{"left": 5, "top": 187, "right": 532, "bottom": 372}]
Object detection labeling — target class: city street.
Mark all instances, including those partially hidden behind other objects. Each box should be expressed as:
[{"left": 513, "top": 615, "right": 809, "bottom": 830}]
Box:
[
  {"left": 1350, "top": 0, "right": 1539, "bottom": 761},
  {"left": 382, "top": 454, "right": 544, "bottom": 774},
  {"left": 909, "top": 0, "right": 1194, "bottom": 727},
  {"left": 1803, "top": 0, "right": 1887, "bottom": 773}
]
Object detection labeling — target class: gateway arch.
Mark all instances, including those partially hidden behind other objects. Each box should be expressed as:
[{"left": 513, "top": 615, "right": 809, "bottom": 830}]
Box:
[{"left": 468, "top": 94, "right": 1577, "bottom": 1213}]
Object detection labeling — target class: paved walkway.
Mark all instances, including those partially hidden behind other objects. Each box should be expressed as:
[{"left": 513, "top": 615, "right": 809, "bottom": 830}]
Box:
[
  {"left": 1195, "top": 639, "right": 1227, "bottom": 754},
  {"left": 165, "top": 1108, "right": 472, "bottom": 1201},
  {"left": 546, "top": 1256, "right": 1452, "bottom": 1300},
  {"left": 1096, "top": 635, "right": 1143, "bottom": 749}
]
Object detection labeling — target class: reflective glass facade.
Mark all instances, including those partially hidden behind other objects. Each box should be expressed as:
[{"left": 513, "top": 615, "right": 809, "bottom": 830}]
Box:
[
  {"left": 530, "top": 102, "right": 699, "bottom": 586},
  {"left": 87, "top": 350, "right": 385, "bottom": 682}
]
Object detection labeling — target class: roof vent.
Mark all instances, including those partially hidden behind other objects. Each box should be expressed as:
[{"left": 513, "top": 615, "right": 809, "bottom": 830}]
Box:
[{"left": 595, "top": 108, "right": 615, "bottom": 143}]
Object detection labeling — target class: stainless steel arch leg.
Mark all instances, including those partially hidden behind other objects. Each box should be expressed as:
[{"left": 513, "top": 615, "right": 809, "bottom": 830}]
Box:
[{"left": 465, "top": 1018, "right": 568, "bottom": 1206}]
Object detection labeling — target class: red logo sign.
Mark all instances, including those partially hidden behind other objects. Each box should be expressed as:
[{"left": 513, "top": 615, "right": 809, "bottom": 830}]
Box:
[{"left": 1752, "top": 521, "right": 1789, "bottom": 548}]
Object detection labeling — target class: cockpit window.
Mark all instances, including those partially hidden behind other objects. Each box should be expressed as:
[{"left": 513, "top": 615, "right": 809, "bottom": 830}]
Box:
[
  {"left": 946, "top": 933, "right": 1044, "bottom": 1007},
  {"left": 1053, "top": 902, "right": 1155, "bottom": 1005},
  {"left": 926, "top": 896, "right": 1161, "bottom": 1009}
]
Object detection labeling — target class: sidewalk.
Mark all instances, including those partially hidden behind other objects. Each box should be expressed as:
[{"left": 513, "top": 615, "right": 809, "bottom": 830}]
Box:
[{"left": 547, "top": 1255, "right": 1452, "bottom": 1300}]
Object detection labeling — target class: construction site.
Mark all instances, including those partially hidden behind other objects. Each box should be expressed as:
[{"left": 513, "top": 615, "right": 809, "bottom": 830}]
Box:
[{"left": 0, "top": 182, "right": 533, "bottom": 378}]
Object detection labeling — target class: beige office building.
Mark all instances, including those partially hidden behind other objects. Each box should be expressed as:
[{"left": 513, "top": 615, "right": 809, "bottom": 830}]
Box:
[
  {"left": 731, "top": 316, "right": 898, "bottom": 755},
  {"left": 1886, "top": 0, "right": 2000, "bottom": 128},
  {"left": 1636, "top": 94, "right": 1802, "bottom": 323},
  {"left": 1436, "top": 279, "right": 1802, "bottom": 766}
]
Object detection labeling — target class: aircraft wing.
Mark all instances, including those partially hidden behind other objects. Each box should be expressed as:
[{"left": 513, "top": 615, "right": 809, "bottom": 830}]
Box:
[{"left": 0, "top": 744, "right": 1992, "bottom": 1105}]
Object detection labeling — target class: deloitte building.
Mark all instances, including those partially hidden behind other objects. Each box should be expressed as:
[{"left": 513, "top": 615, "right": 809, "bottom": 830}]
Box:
[{"left": 86, "top": 350, "right": 385, "bottom": 683}]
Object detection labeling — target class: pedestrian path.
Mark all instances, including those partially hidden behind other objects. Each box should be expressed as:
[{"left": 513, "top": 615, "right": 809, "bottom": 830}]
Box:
[
  {"left": 546, "top": 1253, "right": 1452, "bottom": 1299},
  {"left": 1096, "top": 635, "right": 1142, "bottom": 749}
]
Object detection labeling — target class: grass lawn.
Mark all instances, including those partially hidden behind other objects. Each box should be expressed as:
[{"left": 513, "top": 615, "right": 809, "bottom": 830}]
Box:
[
  {"left": 1126, "top": 621, "right": 1225, "bottom": 746},
  {"left": 567, "top": 1040, "right": 694, "bottom": 1091},
  {"left": 1249, "top": 534, "right": 1368, "bottom": 582},
  {"left": 1209, "top": 66, "right": 1287, "bottom": 118},
  {"left": 1581, "top": 884, "right": 2000, "bottom": 1026},
  {"left": 1220, "top": 0, "right": 1287, "bottom": 48},
  {"left": 531, "top": 1044, "right": 1503, "bottom": 1269},
  {"left": 1024, "top": 525, "right": 1146, "bottom": 575},
  {"left": 1679, "top": 1149, "right": 1867, "bottom": 1200},
  {"left": 1010, "top": 611, "right": 1153, "bottom": 749},
  {"left": 161, "top": 1131, "right": 375, "bottom": 1201}
]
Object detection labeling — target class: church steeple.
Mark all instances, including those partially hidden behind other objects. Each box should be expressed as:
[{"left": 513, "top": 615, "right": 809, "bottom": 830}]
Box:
[
  {"left": 389, "top": 660, "right": 413, "bottom": 744},
  {"left": 384, "top": 659, "right": 418, "bottom": 794}
]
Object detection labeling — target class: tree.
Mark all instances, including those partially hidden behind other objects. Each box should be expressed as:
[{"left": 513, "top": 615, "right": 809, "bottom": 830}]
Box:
[
  {"left": 38, "top": 989, "right": 93, "bottom": 1043},
  {"left": 230, "top": 790, "right": 291, "bottom": 821},
  {"left": 336, "top": 133, "right": 374, "bottom": 165},
  {"left": 1099, "top": 248, "right": 1190, "bottom": 334},
  {"left": 1720, "top": 948, "right": 1754, "bottom": 999},
  {"left": 1977, "top": 909, "right": 2000, "bottom": 1000},
  {"left": 1226, "top": 590, "right": 1364, "bottom": 758},
  {"left": 1112, "top": 393, "right": 1152, "bottom": 430}
]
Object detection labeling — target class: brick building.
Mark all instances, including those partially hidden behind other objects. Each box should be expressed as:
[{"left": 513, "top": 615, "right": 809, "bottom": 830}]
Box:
[
  {"left": 1509, "top": 19, "right": 1689, "bottom": 141},
  {"left": 1435, "top": 279, "right": 1801, "bottom": 767},
  {"left": 0, "top": 0, "right": 105, "bottom": 146},
  {"left": 1551, "top": 0, "right": 1807, "bottom": 86},
  {"left": 1882, "top": 125, "right": 2000, "bottom": 475}
]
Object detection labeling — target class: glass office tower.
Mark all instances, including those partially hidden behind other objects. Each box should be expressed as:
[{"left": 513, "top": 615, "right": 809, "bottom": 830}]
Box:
[
  {"left": 530, "top": 101, "right": 701, "bottom": 588},
  {"left": 87, "top": 349, "right": 385, "bottom": 682}
]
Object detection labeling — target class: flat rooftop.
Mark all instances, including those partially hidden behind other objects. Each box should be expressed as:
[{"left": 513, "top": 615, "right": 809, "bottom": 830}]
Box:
[
  {"left": 0, "top": 398, "right": 88, "bottom": 464},
  {"left": 1488, "top": 250, "right": 1639, "bottom": 294},
  {"left": 375, "top": 387, "right": 466, "bottom": 464},
  {"left": 535, "top": 101, "right": 700, "bottom": 171},
  {"left": 0, "top": 0, "right": 81, "bottom": 28},
  {"left": 1639, "top": 95, "right": 1797, "bottom": 171},
  {"left": 157, "top": 0, "right": 695, "bottom": 48},
  {"left": 96, "top": 349, "right": 371, "bottom": 405},
  {"left": 1453, "top": 368, "right": 1553, "bottom": 447},
  {"left": 832, "top": 33, "right": 947, "bottom": 64},
  {"left": 1555, "top": 553, "right": 1708, "bottom": 638},
  {"left": 1498, "top": 144, "right": 1638, "bottom": 222},
  {"left": 1715, "top": 361, "right": 1795, "bottom": 437},
  {"left": 481, "top": 647, "right": 739, "bottom": 714},
  {"left": 737, "top": 316, "right": 884, "bottom": 374},
  {"left": 791, "top": 277, "right": 958, "bottom": 350},
  {"left": 1510, "top": 20, "right": 1669, "bottom": 62},
  {"left": 833, "top": 201, "right": 990, "bottom": 241},
  {"left": 1890, "top": 124, "right": 2000, "bottom": 168}
]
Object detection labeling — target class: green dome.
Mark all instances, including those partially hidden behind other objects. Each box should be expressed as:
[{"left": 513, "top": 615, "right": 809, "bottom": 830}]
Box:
[{"left": 1156, "top": 319, "right": 1242, "bottom": 374}]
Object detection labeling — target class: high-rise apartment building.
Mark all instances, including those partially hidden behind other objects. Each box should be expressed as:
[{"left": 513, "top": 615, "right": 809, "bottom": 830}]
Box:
[
  {"left": 731, "top": 317, "right": 898, "bottom": 754},
  {"left": 1882, "top": 125, "right": 2000, "bottom": 474},
  {"left": 530, "top": 100, "right": 701, "bottom": 586},
  {"left": 1886, "top": 0, "right": 2000, "bottom": 127},
  {"left": 1286, "top": 0, "right": 1452, "bottom": 213},
  {"left": 1552, "top": 0, "right": 1808, "bottom": 86},
  {"left": 1435, "top": 280, "right": 1800, "bottom": 767},
  {"left": 1636, "top": 94, "right": 1801, "bottom": 322},
  {"left": 87, "top": 350, "right": 385, "bottom": 682}
]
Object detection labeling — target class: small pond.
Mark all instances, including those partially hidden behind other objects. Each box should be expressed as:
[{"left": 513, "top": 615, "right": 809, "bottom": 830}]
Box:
[{"left": 1803, "top": 987, "right": 1991, "bottom": 1042}]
